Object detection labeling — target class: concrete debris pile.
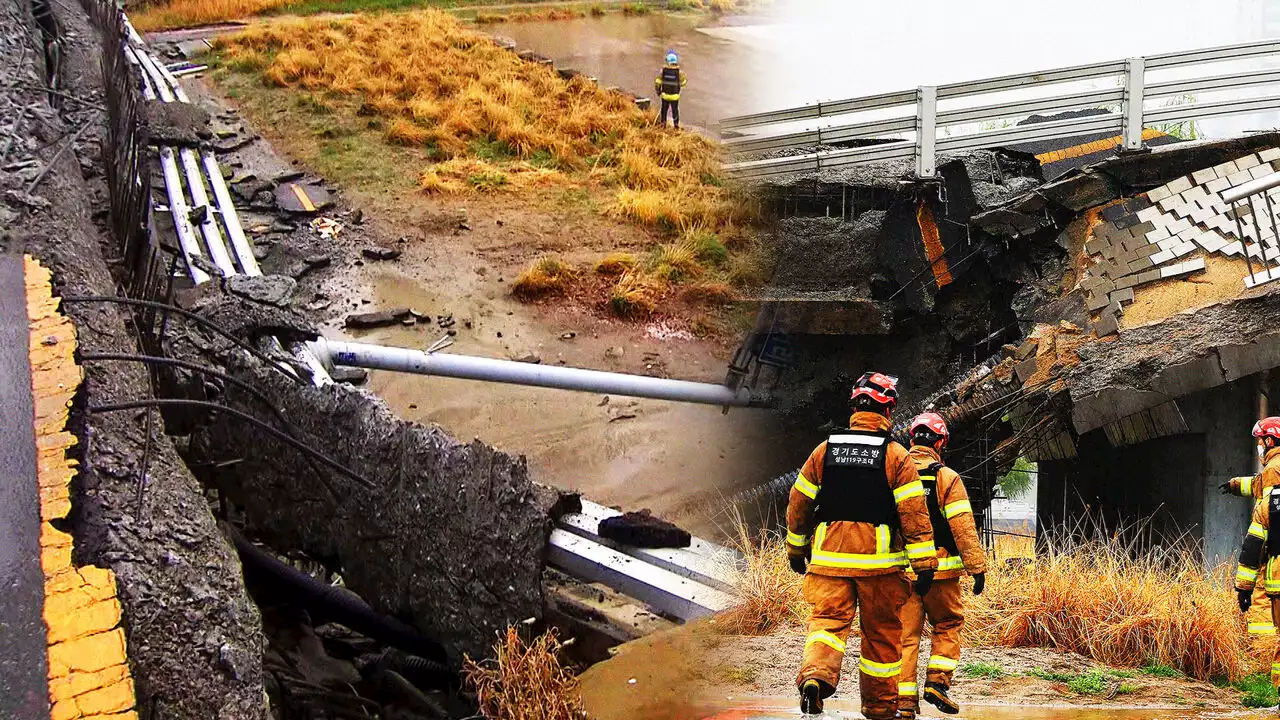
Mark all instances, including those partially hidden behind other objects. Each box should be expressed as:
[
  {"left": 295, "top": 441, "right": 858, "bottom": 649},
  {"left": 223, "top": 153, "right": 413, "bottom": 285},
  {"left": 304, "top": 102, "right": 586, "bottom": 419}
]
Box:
[{"left": 163, "top": 283, "right": 573, "bottom": 663}]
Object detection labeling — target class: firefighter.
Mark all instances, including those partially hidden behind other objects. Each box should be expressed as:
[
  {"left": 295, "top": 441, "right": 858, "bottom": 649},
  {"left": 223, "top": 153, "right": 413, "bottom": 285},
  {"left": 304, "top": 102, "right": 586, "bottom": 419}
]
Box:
[
  {"left": 1234, "top": 419, "right": 1280, "bottom": 693},
  {"left": 896, "top": 413, "right": 987, "bottom": 719},
  {"left": 1222, "top": 418, "right": 1280, "bottom": 641},
  {"left": 787, "top": 372, "right": 938, "bottom": 719},
  {"left": 654, "top": 50, "right": 686, "bottom": 129}
]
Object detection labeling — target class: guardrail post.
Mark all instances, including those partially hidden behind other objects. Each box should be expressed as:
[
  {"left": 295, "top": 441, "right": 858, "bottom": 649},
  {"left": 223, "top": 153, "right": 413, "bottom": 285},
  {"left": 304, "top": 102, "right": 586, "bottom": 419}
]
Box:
[
  {"left": 915, "top": 85, "right": 937, "bottom": 178},
  {"left": 1122, "top": 57, "right": 1146, "bottom": 151}
]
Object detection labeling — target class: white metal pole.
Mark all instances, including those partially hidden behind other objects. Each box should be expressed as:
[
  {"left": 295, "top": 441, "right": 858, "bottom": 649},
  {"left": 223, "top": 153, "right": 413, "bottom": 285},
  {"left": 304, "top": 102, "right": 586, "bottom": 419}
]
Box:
[
  {"left": 916, "top": 85, "right": 937, "bottom": 179},
  {"left": 1123, "top": 57, "right": 1146, "bottom": 151},
  {"left": 310, "top": 338, "right": 760, "bottom": 407}
]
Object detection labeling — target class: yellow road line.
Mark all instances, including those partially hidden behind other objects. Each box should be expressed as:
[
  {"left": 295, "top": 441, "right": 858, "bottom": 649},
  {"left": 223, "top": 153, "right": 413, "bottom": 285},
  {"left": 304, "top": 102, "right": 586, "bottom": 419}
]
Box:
[
  {"left": 1035, "top": 128, "right": 1166, "bottom": 164},
  {"left": 26, "top": 256, "right": 139, "bottom": 720},
  {"left": 289, "top": 183, "right": 316, "bottom": 212}
]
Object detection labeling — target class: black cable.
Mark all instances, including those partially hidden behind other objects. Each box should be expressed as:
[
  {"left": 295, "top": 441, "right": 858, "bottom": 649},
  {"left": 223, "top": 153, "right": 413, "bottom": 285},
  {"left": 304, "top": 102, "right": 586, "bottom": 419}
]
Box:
[
  {"left": 87, "top": 398, "right": 372, "bottom": 490},
  {"left": 228, "top": 526, "right": 450, "bottom": 665},
  {"left": 79, "top": 352, "right": 334, "bottom": 494},
  {"left": 61, "top": 295, "right": 308, "bottom": 385}
]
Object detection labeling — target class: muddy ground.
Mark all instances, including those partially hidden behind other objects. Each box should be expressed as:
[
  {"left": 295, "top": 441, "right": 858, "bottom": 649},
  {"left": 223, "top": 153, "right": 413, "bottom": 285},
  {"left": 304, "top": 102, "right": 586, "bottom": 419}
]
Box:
[
  {"left": 576, "top": 622, "right": 1244, "bottom": 720},
  {"left": 179, "top": 65, "right": 806, "bottom": 539}
]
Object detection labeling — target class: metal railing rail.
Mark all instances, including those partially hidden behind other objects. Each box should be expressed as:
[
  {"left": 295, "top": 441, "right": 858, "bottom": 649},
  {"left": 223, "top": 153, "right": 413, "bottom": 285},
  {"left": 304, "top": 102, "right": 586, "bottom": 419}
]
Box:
[{"left": 722, "top": 37, "right": 1280, "bottom": 180}]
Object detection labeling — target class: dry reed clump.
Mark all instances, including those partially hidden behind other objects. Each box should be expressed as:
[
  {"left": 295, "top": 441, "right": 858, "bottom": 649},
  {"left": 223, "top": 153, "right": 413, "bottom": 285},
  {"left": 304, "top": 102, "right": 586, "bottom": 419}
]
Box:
[
  {"left": 966, "top": 526, "right": 1249, "bottom": 682},
  {"left": 680, "top": 282, "right": 737, "bottom": 304},
  {"left": 131, "top": 0, "right": 293, "bottom": 31},
  {"left": 714, "top": 513, "right": 807, "bottom": 636},
  {"left": 609, "top": 271, "right": 665, "bottom": 318},
  {"left": 512, "top": 256, "right": 577, "bottom": 299},
  {"left": 594, "top": 252, "right": 637, "bottom": 276},
  {"left": 463, "top": 625, "right": 588, "bottom": 720},
  {"left": 419, "top": 159, "right": 566, "bottom": 194}
]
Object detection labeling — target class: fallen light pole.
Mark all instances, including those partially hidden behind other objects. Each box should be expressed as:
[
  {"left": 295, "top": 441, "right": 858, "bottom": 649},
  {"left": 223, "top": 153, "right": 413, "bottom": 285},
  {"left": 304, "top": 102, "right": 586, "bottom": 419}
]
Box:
[{"left": 307, "top": 338, "right": 766, "bottom": 409}]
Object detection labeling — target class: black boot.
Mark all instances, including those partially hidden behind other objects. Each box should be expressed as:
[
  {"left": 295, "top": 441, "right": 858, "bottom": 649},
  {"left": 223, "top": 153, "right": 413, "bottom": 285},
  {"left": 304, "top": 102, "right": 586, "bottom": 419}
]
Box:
[
  {"left": 923, "top": 682, "right": 960, "bottom": 714},
  {"left": 800, "top": 679, "right": 824, "bottom": 715}
]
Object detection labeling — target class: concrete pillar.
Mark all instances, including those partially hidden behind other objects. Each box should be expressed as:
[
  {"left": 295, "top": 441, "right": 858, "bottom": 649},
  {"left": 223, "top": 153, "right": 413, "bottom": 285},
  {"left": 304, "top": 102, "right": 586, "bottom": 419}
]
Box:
[{"left": 1186, "top": 377, "right": 1260, "bottom": 569}]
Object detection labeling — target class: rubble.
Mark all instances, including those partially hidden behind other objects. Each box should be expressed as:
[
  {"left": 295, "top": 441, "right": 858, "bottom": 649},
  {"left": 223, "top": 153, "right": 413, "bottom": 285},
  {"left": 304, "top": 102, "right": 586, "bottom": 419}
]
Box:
[
  {"left": 598, "top": 510, "right": 692, "bottom": 549},
  {"left": 345, "top": 307, "right": 412, "bottom": 329}
]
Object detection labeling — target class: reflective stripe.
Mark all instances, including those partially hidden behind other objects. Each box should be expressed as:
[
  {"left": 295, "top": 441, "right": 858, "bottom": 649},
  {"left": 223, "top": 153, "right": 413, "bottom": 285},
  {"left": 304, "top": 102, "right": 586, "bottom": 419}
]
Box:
[
  {"left": 1239, "top": 566, "right": 1259, "bottom": 583},
  {"left": 859, "top": 656, "right": 902, "bottom": 678},
  {"left": 1250, "top": 521, "right": 1268, "bottom": 539},
  {"left": 786, "top": 530, "right": 810, "bottom": 547},
  {"left": 906, "top": 541, "right": 937, "bottom": 560},
  {"left": 875, "top": 525, "right": 890, "bottom": 554},
  {"left": 928, "top": 655, "right": 959, "bottom": 671},
  {"left": 894, "top": 480, "right": 925, "bottom": 503},
  {"left": 805, "top": 630, "right": 846, "bottom": 654},
  {"left": 794, "top": 473, "right": 819, "bottom": 499},
  {"left": 944, "top": 499, "right": 972, "bottom": 518},
  {"left": 1250, "top": 622, "right": 1277, "bottom": 635},
  {"left": 937, "top": 556, "right": 965, "bottom": 572},
  {"left": 1271, "top": 661, "right": 1280, "bottom": 678},
  {"left": 828, "top": 434, "right": 886, "bottom": 446},
  {"left": 898, "top": 682, "right": 918, "bottom": 696},
  {"left": 810, "top": 523, "right": 908, "bottom": 570},
  {"left": 1242, "top": 476, "right": 1254, "bottom": 497}
]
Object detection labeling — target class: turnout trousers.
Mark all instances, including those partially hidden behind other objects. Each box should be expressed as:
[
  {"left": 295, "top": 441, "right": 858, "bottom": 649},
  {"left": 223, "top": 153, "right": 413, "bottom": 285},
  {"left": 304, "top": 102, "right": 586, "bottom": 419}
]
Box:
[
  {"left": 897, "top": 577, "right": 964, "bottom": 712},
  {"left": 797, "top": 572, "right": 909, "bottom": 720},
  {"left": 660, "top": 99, "right": 680, "bottom": 128}
]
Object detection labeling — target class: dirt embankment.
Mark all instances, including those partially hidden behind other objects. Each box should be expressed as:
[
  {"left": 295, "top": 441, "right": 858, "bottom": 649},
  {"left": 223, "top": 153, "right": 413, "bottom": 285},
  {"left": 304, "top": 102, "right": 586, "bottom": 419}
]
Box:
[{"left": 576, "top": 623, "right": 1243, "bottom": 720}]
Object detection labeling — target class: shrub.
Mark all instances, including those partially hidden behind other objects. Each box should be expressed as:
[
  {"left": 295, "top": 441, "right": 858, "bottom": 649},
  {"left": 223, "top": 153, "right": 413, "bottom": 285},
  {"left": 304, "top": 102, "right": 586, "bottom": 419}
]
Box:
[
  {"left": 609, "top": 272, "right": 663, "bottom": 318},
  {"left": 595, "top": 252, "right": 637, "bottom": 276},
  {"left": 463, "top": 626, "right": 588, "bottom": 720}
]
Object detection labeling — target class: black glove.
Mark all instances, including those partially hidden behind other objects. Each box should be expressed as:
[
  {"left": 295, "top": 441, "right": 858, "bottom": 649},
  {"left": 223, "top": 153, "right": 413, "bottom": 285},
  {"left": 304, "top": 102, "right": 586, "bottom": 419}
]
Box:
[
  {"left": 1219, "top": 481, "right": 1234, "bottom": 495},
  {"left": 914, "top": 569, "right": 934, "bottom": 596},
  {"left": 1240, "top": 588, "right": 1253, "bottom": 613},
  {"left": 972, "top": 572, "right": 985, "bottom": 596},
  {"left": 789, "top": 553, "right": 807, "bottom": 575}
]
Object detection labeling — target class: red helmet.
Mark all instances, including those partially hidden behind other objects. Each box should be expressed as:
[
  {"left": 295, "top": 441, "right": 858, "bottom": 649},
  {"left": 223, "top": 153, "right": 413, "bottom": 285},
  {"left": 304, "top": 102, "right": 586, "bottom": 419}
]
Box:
[
  {"left": 910, "top": 412, "right": 950, "bottom": 446},
  {"left": 1254, "top": 417, "right": 1280, "bottom": 441},
  {"left": 851, "top": 372, "right": 899, "bottom": 407}
]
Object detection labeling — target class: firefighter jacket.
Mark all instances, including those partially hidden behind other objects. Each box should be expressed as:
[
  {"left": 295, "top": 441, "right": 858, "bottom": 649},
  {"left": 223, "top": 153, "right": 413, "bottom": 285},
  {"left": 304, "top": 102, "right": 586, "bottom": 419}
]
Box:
[
  {"left": 907, "top": 445, "right": 987, "bottom": 581},
  {"left": 654, "top": 64, "right": 686, "bottom": 102},
  {"left": 1236, "top": 486, "right": 1280, "bottom": 595},
  {"left": 1227, "top": 446, "right": 1280, "bottom": 500},
  {"left": 787, "top": 411, "right": 938, "bottom": 578}
]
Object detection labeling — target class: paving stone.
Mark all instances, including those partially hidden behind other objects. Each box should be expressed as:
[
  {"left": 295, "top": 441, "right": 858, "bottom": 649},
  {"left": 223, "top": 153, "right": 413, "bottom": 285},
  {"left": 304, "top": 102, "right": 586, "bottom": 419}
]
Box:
[
  {"left": 1230, "top": 169, "right": 1255, "bottom": 186},
  {"left": 1137, "top": 269, "right": 1162, "bottom": 284},
  {"left": 1100, "top": 204, "right": 1126, "bottom": 222},
  {"left": 1167, "top": 176, "right": 1194, "bottom": 195},
  {"left": 1157, "top": 237, "right": 1180, "bottom": 252},
  {"left": 1168, "top": 217, "right": 1192, "bottom": 234},
  {"left": 1214, "top": 160, "right": 1240, "bottom": 177},
  {"left": 1223, "top": 241, "right": 1244, "bottom": 255},
  {"left": 1173, "top": 241, "right": 1197, "bottom": 258},
  {"left": 1134, "top": 242, "right": 1160, "bottom": 258},
  {"left": 1148, "top": 185, "right": 1173, "bottom": 203},
  {"left": 1191, "top": 206, "right": 1215, "bottom": 224},
  {"left": 1124, "top": 196, "right": 1154, "bottom": 213},
  {"left": 1014, "top": 356, "right": 1039, "bottom": 384},
  {"left": 1136, "top": 206, "right": 1162, "bottom": 223},
  {"left": 1115, "top": 213, "right": 1141, "bottom": 230},
  {"left": 1085, "top": 237, "right": 1108, "bottom": 256},
  {"left": 1238, "top": 153, "right": 1263, "bottom": 170},
  {"left": 1158, "top": 195, "right": 1182, "bottom": 212},
  {"left": 1128, "top": 220, "right": 1156, "bottom": 238},
  {"left": 1207, "top": 177, "right": 1231, "bottom": 193},
  {"left": 1094, "top": 309, "right": 1120, "bottom": 337},
  {"left": 1192, "top": 167, "right": 1218, "bottom": 184},
  {"left": 1086, "top": 291, "right": 1110, "bottom": 312},
  {"left": 1150, "top": 248, "right": 1174, "bottom": 265},
  {"left": 1110, "top": 287, "right": 1135, "bottom": 305},
  {"left": 1128, "top": 256, "right": 1154, "bottom": 273},
  {"left": 1260, "top": 147, "right": 1280, "bottom": 163},
  {"left": 1146, "top": 226, "right": 1172, "bottom": 243},
  {"left": 1194, "top": 196, "right": 1220, "bottom": 211},
  {"left": 1160, "top": 257, "right": 1207, "bottom": 278},
  {"left": 1094, "top": 223, "right": 1118, "bottom": 240},
  {"left": 1115, "top": 274, "right": 1139, "bottom": 290},
  {"left": 1101, "top": 244, "right": 1116, "bottom": 260},
  {"left": 1252, "top": 164, "right": 1274, "bottom": 180},
  {"left": 1183, "top": 185, "right": 1209, "bottom": 202}
]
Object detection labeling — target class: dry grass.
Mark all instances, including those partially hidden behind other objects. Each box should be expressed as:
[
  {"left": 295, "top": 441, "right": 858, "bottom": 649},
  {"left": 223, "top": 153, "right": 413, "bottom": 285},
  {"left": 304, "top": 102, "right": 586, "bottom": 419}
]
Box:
[
  {"left": 609, "top": 271, "right": 665, "bottom": 318},
  {"left": 595, "top": 251, "right": 637, "bottom": 276},
  {"left": 512, "top": 256, "right": 577, "bottom": 299},
  {"left": 966, "top": 522, "right": 1249, "bottom": 682},
  {"left": 714, "top": 515, "right": 1248, "bottom": 682},
  {"left": 215, "top": 9, "right": 758, "bottom": 314},
  {"left": 680, "top": 281, "right": 736, "bottom": 304},
  {"left": 131, "top": 0, "right": 293, "bottom": 31},
  {"left": 463, "top": 625, "right": 588, "bottom": 720},
  {"left": 714, "top": 513, "right": 807, "bottom": 636}
]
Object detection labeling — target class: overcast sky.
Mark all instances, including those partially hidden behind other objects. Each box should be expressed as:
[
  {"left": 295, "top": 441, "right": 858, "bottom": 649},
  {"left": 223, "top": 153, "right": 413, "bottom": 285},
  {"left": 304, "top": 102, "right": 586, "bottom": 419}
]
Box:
[{"left": 712, "top": 0, "right": 1279, "bottom": 133}]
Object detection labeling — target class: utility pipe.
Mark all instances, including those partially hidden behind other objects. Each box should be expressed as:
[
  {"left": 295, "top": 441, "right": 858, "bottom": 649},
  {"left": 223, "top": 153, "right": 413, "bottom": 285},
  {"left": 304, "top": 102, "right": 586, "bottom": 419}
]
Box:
[{"left": 308, "top": 338, "right": 764, "bottom": 408}]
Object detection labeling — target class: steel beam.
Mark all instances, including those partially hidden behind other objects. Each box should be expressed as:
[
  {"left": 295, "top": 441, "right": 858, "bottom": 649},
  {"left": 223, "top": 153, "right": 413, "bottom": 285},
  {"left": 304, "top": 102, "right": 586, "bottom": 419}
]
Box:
[
  {"left": 546, "top": 529, "right": 736, "bottom": 621},
  {"left": 1123, "top": 57, "right": 1146, "bottom": 151}
]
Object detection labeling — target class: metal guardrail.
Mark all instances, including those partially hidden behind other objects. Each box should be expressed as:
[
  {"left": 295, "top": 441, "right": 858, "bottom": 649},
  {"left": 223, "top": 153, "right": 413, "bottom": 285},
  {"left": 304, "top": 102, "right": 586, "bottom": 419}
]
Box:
[{"left": 722, "top": 38, "right": 1280, "bottom": 180}]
